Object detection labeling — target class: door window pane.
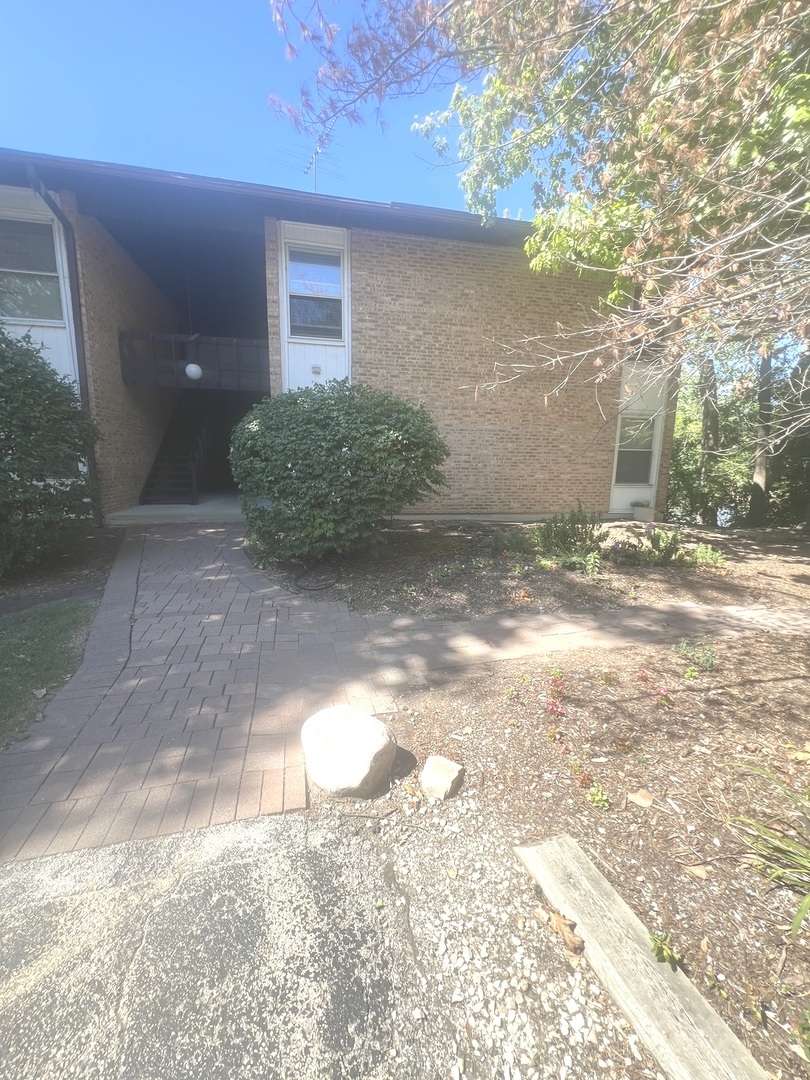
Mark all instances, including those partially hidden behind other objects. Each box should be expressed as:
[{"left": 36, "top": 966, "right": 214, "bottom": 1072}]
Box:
[
  {"left": 0, "top": 219, "right": 58, "bottom": 273},
  {"left": 0, "top": 271, "right": 63, "bottom": 320},
  {"left": 288, "top": 247, "right": 343, "bottom": 339},
  {"left": 289, "top": 296, "right": 342, "bottom": 339},
  {"left": 615, "top": 416, "right": 654, "bottom": 483},
  {"left": 289, "top": 249, "right": 341, "bottom": 297}
]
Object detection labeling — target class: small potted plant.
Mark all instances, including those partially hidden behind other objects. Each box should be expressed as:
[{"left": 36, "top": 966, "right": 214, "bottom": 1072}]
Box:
[{"left": 630, "top": 499, "right": 658, "bottom": 522}]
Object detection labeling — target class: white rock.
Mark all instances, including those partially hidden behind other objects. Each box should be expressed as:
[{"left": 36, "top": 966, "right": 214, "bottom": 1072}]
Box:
[
  {"left": 420, "top": 755, "right": 465, "bottom": 800},
  {"left": 301, "top": 706, "right": 397, "bottom": 797}
]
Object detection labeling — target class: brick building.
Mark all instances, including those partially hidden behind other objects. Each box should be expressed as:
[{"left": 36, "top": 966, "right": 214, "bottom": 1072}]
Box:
[{"left": 0, "top": 148, "right": 676, "bottom": 518}]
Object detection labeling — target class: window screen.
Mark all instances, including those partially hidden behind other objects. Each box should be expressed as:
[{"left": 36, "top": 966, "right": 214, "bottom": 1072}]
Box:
[
  {"left": 615, "top": 416, "right": 654, "bottom": 484},
  {"left": 288, "top": 248, "right": 342, "bottom": 339},
  {"left": 0, "top": 219, "right": 63, "bottom": 321}
]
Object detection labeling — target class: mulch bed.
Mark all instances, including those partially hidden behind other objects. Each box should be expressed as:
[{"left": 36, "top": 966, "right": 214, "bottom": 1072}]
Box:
[
  {"left": 384, "top": 631, "right": 810, "bottom": 1077},
  {"left": 259, "top": 521, "right": 810, "bottom": 619}
]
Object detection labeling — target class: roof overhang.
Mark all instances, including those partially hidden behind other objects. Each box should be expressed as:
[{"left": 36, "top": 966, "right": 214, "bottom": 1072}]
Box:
[{"left": 0, "top": 147, "right": 533, "bottom": 248}]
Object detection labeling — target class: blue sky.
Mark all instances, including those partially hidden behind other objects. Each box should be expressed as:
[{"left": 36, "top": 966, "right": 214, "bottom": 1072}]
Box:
[{"left": 1, "top": 0, "right": 530, "bottom": 214}]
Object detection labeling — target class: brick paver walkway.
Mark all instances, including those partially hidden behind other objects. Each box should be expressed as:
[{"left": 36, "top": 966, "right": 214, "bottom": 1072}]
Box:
[{"left": 2, "top": 524, "right": 809, "bottom": 863}]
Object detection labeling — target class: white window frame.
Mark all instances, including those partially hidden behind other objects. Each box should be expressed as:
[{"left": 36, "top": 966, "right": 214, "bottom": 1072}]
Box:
[
  {"left": 279, "top": 223, "right": 350, "bottom": 346},
  {"left": 612, "top": 413, "right": 658, "bottom": 487},
  {"left": 0, "top": 195, "right": 71, "bottom": 329}
]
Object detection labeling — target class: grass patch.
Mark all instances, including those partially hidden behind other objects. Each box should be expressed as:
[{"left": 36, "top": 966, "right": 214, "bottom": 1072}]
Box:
[{"left": 0, "top": 600, "right": 95, "bottom": 746}]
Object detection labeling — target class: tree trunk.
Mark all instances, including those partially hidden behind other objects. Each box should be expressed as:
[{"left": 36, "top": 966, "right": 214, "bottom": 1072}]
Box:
[
  {"left": 747, "top": 345, "right": 773, "bottom": 527},
  {"left": 698, "top": 354, "right": 720, "bottom": 526}
]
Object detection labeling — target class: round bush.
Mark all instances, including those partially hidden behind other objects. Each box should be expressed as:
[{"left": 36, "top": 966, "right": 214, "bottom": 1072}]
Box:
[
  {"left": 230, "top": 379, "right": 449, "bottom": 558},
  {"left": 0, "top": 327, "right": 98, "bottom": 577}
]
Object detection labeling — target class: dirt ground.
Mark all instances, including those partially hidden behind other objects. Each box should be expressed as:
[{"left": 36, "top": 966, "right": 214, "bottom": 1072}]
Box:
[{"left": 0, "top": 526, "right": 123, "bottom": 616}]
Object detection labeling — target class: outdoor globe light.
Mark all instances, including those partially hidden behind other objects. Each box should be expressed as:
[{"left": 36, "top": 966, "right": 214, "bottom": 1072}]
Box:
[{"left": 185, "top": 363, "right": 203, "bottom": 381}]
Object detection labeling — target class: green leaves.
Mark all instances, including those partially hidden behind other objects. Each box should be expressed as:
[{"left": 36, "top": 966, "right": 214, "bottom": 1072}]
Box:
[
  {"left": 0, "top": 327, "right": 98, "bottom": 577},
  {"left": 230, "top": 379, "right": 449, "bottom": 560}
]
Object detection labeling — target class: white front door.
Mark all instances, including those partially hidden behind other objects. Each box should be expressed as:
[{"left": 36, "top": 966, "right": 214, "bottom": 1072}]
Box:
[
  {"left": 609, "top": 363, "right": 668, "bottom": 515},
  {"left": 0, "top": 186, "right": 78, "bottom": 383},
  {"left": 279, "top": 222, "right": 349, "bottom": 391}
]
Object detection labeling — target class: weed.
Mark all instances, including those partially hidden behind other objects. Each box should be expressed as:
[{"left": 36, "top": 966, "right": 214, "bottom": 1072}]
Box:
[
  {"left": 535, "top": 555, "right": 559, "bottom": 571},
  {"left": 797, "top": 1009, "right": 810, "bottom": 1060},
  {"left": 547, "top": 675, "right": 566, "bottom": 698},
  {"left": 547, "top": 699, "right": 566, "bottom": 718},
  {"left": 534, "top": 505, "right": 607, "bottom": 557},
  {"left": 586, "top": 784, "right": 611, "bottom": 809},
  {"left": 546, "top": 725, "right": 562, "bottom": 743},
  {"left": 577, "top": 770, "right": 594, "bottom": 788},
  {"left": 426, "top": 561, "right": 463, "bottom": 585},
  {"left": 674, "top": 640, "right": 717, "bottom": 671},
  {"left": 693, "top": 543, "right": 725, "bottom": 568},
  {"left": 733, "top": 768, "right": 810, "bottom": 939},
  {"left": 684, "top": 665, "right": 700, "bottom": 680},
  {"left": 705, "top": 972, "right": 728, "bottom": 998},
  {"left": 490, "top": 529, "right": 537, "bottom": 557},
  {"left": 548, "top": 667, "right": 564, "bottom": 679},
  {"left": 570, "top": 758, "right": 584, "bottom": 775},
  {"left": 655, "top": 688, "right": 675, "bottom": 707},
  {"left": 650, "top": 930, "right": 683, "bottom": 970},
  {"left": 598, "top": 670, "right": 618, "bottom": 687}
]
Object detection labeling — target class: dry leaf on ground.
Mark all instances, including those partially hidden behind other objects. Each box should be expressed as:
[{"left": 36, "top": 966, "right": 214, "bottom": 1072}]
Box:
[
  {"left": 550, "top": 911, "right": 585, "bottom": 953},
  {"left": 627, "top": 788, "right": 655, "bottom": 807}
]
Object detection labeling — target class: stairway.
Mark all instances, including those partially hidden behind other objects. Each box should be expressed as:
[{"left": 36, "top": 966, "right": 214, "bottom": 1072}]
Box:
[{"left": 140, "top": 400, "right": 211, "bottom": 505}]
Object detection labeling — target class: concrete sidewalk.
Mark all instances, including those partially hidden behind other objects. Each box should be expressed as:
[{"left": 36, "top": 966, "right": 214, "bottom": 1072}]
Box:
[{"left": 1, "top": 524, "right": 808, "bottom": 863}]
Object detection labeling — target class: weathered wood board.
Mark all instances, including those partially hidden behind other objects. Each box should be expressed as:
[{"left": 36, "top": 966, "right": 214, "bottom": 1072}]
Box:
[{"left": 516, "top": 835, "right": 769, "bottom": 1080}]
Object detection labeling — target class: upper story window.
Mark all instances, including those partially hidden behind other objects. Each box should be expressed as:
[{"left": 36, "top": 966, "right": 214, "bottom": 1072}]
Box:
[
  {"left": 287, "top": 247, "right": 342, "bottom": 340},
  {"left": 0, "top": 218, "right": 63, "bottom": 321},
  {"left": 614, "top": 416, "right": 655, "bottom": 483}
]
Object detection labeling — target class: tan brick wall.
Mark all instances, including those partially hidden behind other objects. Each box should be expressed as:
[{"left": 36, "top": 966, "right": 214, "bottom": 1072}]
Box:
[
  {"left": 264, "top": 218, "right": 283, "bottom": 395},
  {"left": 61, "top": 192, "right": 183, "bottom": 514},
  {"left": 349, "top": 229, "right": 625, "bottom": 514}
]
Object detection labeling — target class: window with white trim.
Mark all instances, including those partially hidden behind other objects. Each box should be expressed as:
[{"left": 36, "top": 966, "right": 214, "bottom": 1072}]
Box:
[
  {"left": 614, "top": 416, "right": 655, "bottom": 483},
  {"left": 0, "top": 218, "right": 63, "bottom": 321},
  {"left": 287, "top": 247, "right": 343, "bottom": 340}
]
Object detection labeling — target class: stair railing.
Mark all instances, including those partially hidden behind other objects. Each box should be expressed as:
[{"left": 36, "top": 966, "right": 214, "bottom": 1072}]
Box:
[{"left": 187, "top": 413, "right": 211, "bottom": 506}]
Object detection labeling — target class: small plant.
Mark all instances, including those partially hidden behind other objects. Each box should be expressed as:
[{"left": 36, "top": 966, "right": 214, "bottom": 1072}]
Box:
[
  {"left": 570, "top": 757, "right": 584, "bottom": 775},
  {"left": 683, "top": 665, "right": 700, "bottom": 680},
  {"left": 426, "top": 560, "right": 463, "bottom": 585},
  {"left": 630, "top": 499, "right": 650, "bottom": 508},
  {"left": 586, "top": 783, "right": 611, "bottom": 809},
  {"left": 534, "top": 504, "right": 607, "bottom": 557},
  {"left": 797, "top": 1008, "right": 810, "bottom": 1061},
  {"left": 673, "top": 640, "right": 717, "bottom": 671},
  {"left": 733, "top": 768, "right": 810, "bottom": 939},
  {"left": 645, "top": 525, "right": 686, "bottom": 564},
  {"left": 583, "top": 549, "right": 602, "bottom": 576},
  {"left": 548, "top": 667, "right": 564, "bottom": 679},
  {"left": 655, "top": 687, "right": 675, "bottom": 707},
  {"left": 489, "top": 528, "right": 537, "bottom": 557},
  {"left": 650, "top": 930, "right": 683, "bottom": 971},
  {"left": 598, "top": 670, "right": 618, "bottom": 687},
  {"left": 692, "top": 543, "right": 725, "bottom": 567},
  {"left": 547, "top": 699, "right": 566, "bottom": 718},
  {"left": 576, "top": 770, "right": 594, "bottom": 788}
]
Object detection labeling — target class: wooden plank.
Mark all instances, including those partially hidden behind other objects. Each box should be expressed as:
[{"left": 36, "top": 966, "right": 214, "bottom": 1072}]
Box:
[{"left": 516, "top": 835, "right": 768, "bottom": 1080}]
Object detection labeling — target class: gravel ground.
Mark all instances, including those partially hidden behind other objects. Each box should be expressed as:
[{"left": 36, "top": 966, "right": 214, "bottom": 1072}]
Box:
[{"left": 315, "top": 790, "right": 665, "bottom": 1080}]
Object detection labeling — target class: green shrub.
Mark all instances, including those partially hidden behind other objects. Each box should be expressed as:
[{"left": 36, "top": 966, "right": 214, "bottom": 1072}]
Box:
[
  {"left": 230, "top": 379, "right": 449, "bottom": 559},
  {"left": 0, "top": 328, "right": 98, "bottom": 577},
  {"left": 534, "top": 505, "right": 607, "bottom": 556}
]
